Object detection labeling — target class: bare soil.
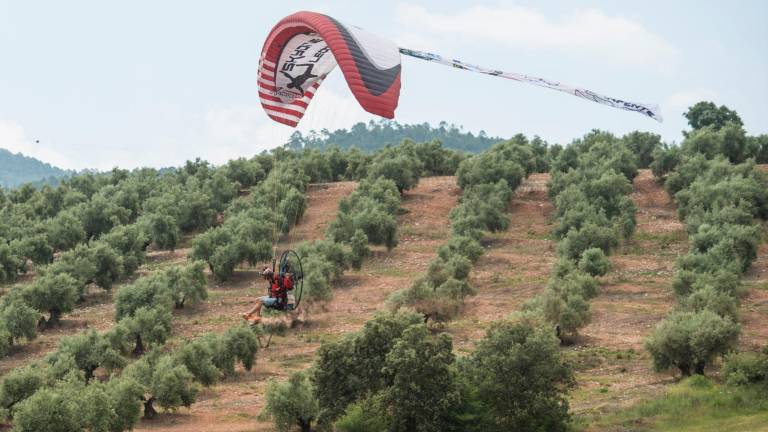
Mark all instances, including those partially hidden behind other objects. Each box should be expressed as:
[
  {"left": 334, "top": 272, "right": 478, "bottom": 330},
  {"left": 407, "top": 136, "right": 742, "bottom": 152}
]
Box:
[
  {"left": 448, "top": 173, "right": 555, "bottom": 352},
  {"left": 570, "top": 169, "right": 683, "bottom": 418}
]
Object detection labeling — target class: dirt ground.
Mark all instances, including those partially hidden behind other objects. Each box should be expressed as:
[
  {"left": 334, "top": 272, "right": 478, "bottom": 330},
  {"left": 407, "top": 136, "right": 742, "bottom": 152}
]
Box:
[
  {"left": 447, "top": 173, "right": 555, "bottom": 352},
  {"left": 569, "top": 169, "right": 684, "bottom": 419}
]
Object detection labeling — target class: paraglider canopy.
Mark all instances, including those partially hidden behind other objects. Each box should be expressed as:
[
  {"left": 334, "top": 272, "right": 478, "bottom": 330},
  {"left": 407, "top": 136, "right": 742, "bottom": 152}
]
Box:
[
  {"left": 259, "top": 11, "right": 662, "bottom": 126},
  {"left": 258, "top": 11, "right": 401, "bottom": 127}
]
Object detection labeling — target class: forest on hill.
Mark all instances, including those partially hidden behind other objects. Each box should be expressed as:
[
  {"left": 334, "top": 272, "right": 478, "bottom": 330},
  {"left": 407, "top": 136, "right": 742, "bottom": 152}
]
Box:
[
  {"left": 284, "top": 119, "right": 510, "bottom": 153},
  {"left": 0, "top": 102, "right": 766, "bottom": 431},
  {"left": 0, "top": 148, "right": 73, "bottom": 189}
]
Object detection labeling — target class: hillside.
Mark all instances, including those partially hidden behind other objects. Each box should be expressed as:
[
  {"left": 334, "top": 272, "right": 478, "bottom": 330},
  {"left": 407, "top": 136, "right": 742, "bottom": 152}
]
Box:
[{"left": 0, "top": 148, "right": 72, "bottom": 188}]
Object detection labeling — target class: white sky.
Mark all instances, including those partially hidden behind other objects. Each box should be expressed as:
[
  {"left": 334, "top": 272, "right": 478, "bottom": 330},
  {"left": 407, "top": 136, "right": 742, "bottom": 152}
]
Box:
[{"left": 1, "top": 1, "right": 766, "bottom": 170}]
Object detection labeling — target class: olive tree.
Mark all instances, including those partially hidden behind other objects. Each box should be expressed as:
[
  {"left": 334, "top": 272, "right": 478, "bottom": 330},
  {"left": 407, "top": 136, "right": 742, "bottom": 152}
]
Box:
[
  {"left": 22, "top": 273, "right": 79, "bottom": 327},
  {"left": 645, "top": 310, "right": 740, "bottom": 376},
  {"left": 123, "top": 352, "right": 198, "bottom": 419},
  {"left": 262, "top": 371, "right": 320, "bottom": 432},
  {"left": 459, "top": 320, "right": 574, "bottom": 432}
]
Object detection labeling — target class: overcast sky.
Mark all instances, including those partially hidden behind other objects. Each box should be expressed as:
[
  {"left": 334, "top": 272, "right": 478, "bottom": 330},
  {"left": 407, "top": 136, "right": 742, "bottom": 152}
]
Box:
[{"left": 1, "top": 1, "right": 766, "bottom": 170}]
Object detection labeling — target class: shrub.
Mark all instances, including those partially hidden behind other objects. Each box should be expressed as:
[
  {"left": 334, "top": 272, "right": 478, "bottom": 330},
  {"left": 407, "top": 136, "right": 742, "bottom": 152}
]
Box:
[
  {"left": 12, "top": 387, "right": 81, "bottom": 432},
  {"left": 262, "top": 371, "right": 320, "bottom": 432},
  {"left": 723, "top": 350, "right": 768, "bottom": 386},
  {"left": 0, "top": 295, "right": 38, "bottom": 344},
  {"left": 89, "top": 241, "right": 123, "bottom": 290},
  {"left": 645, "top": 310, "right": 740, "bottom": 376},
  {"left": 113, "top": 306, "right": 172, "bottom": 355},
  {"left": 141, "top": 213, "right": 181, "bottom": 250},
  {"left": 223, "top": 323, "right": 259, "bottom": 372},
  {"left": 123, "top": 352, "right": 198, "bottom": 419},
  {"left": 557, "top": 223, "right": 618, "bottom": 260},
  {"left": 48, "top": 330, "right": 125, "bottom": 382},
  {"left": 459, "top": 320, "right": 574, "bottom": 432},
  {"left": 22, "top": 273, "right": 79, "bottom": 326},
  {"left": 577, "top": 248, "right": 611, "bottom": 277},
  {"left": 437, "top": 236, "right": 484, "bottom": 264},
  {"left": 0, "top": 365, "right": 45, "bottom": 414},
  {"left": 349, "top": 229, "right": 370, "bottom": 270},
  {"left": 680, "top": 285, "right": 739, "bottom": 320},
  {"left": 174, "top": 338, "right": 221, "bottom": 386},
  {"left": 382, "top": 325, "right": 460, "bottom": 432},
  {"left": 312, "top": 311, "right": 423, "bottom": 423},
  {"left": 164, "top": 261, "right": 207, "bottom": 309},
  {"left": 45, "top": 244, "right": 97, "bottom": 297},
  {"left": 114, "top": 274, "right": 172, "bottom": 320}
]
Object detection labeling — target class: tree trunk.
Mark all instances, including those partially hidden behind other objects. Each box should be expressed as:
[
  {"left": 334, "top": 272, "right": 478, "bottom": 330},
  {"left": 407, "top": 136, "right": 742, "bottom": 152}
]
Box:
[
  {"left": 694, "top": 361, "right": 706, "bottom": 375},
  {"left": 143, "top": 397, "right": 158, "bottom": 419},
  {"left": 133, "top": 334, "right": 145, "bottom": 356},
  {"left": 297, "top": 418, "right": 312, "bottom": 432},
  {"left": 48, "top": 308, "right": 62, "bottom": 326},
  {"left": 175, "top": 297, "right": 185, "bottom": 309},
  {"left": 85, "top": 366, "right": 97, "bottom": 383},
  {"left": 679, "top": 363, "right": 691, "bottom": 377}
]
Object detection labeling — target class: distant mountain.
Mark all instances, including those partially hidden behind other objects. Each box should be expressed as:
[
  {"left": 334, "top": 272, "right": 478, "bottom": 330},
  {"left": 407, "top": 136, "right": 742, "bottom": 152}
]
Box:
[
  {"left": 0, "top": 148, "right": 73, "bottom": 188},
  {"left": 285, "top": 120, "right": 506, "bottom": 153}
]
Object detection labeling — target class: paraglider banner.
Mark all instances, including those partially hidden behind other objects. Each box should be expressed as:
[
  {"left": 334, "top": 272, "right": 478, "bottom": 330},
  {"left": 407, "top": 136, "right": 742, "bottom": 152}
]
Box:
[
  {"left": 397, "top": 47, "right": 662, "bottom": 123},
  {"left": 258, "top": 11, "right": 662, "bottom": 127}
]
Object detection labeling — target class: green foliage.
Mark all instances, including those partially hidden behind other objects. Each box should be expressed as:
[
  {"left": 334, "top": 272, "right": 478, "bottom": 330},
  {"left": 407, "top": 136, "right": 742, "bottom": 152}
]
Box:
[
  {"left": 685, "top": 101, "right": 743, "bottom": 131},
  {"left": 349, "top": 229, "right": 370, "bottom": 270},
  {"left": 262, "top": 371, "right": 320, "bottom": 432},
  {"left": 723, "top": 349, "right": 768, "bottom": 386},
  {"left": 0, "top": 291, "right": 38, "bottom": 345},
  {"left": 123, "top": 352, "right": 198, "bottom": 418},
  {"left": 622, "top": 131, "right": 662, "bottom": 169},
  {"left": 113, "top": 306, "right": 172, "bottom": 355},
  {"left": 327, "top": 177, "right": 400, "bottom": 250},
  {"left": 650, "top": 144, "right": 681, "bottom": 178},
  {"left": 459, "top": 320, "right": 573, "bottom": 432},
  {"left": 335, "top": 397, "right": 390, "bottom": 432},
  {"left": 312, "top": 311, "right": 423, "bottom": 423},
  {"left": 22, "top": 273, "right": 79, "bottom": 325},
  {"left": 645, "top": 310, "right": 740, "bottom": 376},
  {"left": 164, "top": 261, "right": 207, "bottom": 309},
  {"left": 382, "top": 325, "right": 460, "bottom": 432},
  {"left": 0, "top": 365, "right": 45, "bottom": 414},
  {"left": 577, "top": 248, "right": 611, "bottom": 277},
  {"left": 367, "top": 147, "right": 423, "bottom": 192},
  {"left": 114, "top": 274, "right": 172, "bottom": 320},
  {"left": 12, "top": 386, "right": 82, "bottom": 432},
  {"left": 174, "top": 338, "right": 221, "bottom": 386},
  {"left": 48, "top": 330, "right": 125, "bottom": 381},
  {"left": 89, "top": 241, "right": 123, "bottom": 290},
  {"left": 11, "top": 234, "right": 53, "bottom": 267},
  {"left": 223, "top": 323, "right": 259, "bottom": 372},
  {"left": 140, "top": 212, "right": 180, "bottom": 250}
]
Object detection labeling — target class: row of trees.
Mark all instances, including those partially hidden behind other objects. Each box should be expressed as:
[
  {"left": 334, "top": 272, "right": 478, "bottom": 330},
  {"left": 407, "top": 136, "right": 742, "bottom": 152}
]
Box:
[
  {"left": 523, "top": 130, "right": 639, "bottom": 341},
  {"left": 262, "top": 311, "right": 574, "bottom": 432},
  {"left": 644, "top": 102, "right": 768, "bottom": 376},
  {"left": 0, "top": 156, "right": 271, "bottom": 284},
  {"left": 0, "top": 319, "right": 260, "bottom": 430},
  {"left": 190, "top": 163, "right": 309, "bottom": 280},
  {"left": 0, "top": 257, "right": 260, "bottom": 429},
  {"left": 300, "top": 143, "right": 418, "bottom": 304},
  {"left": 388, "top": 139, "right": 538, "bottom": 322},
  {"left": 0, "top": 157, "right": 268, "bottom": 357}
]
